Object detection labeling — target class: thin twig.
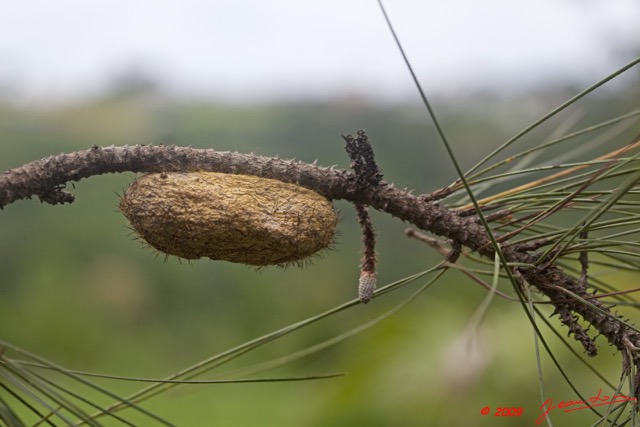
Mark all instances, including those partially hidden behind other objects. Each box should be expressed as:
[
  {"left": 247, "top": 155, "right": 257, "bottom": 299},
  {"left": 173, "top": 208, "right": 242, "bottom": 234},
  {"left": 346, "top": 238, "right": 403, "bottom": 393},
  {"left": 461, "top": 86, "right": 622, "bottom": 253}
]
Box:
[{"left": 1, "top": 144, "right": 639, "bottom": 370}]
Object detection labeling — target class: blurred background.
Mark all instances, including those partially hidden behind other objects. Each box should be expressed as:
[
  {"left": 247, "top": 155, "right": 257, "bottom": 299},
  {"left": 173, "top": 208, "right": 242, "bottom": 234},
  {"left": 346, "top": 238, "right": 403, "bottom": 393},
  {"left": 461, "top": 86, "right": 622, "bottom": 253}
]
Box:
[{"left": 1, "top": 1, "right": 639, "bottom": 426}]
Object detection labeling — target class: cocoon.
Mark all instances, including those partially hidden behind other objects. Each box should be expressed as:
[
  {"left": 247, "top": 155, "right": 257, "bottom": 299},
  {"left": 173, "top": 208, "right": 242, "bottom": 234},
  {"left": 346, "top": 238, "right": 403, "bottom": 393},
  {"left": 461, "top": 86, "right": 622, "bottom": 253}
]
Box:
[{"left": 120, "top": 172, "right": 338, "bottom": 267}]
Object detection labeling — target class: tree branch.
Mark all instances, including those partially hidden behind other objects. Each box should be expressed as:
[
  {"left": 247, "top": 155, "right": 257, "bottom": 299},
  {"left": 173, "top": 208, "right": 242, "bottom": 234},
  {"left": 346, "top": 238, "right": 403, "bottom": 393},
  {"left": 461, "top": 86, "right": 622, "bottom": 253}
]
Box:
[{"left": 2, "top": 144, "right": 639, "bottom": 375}]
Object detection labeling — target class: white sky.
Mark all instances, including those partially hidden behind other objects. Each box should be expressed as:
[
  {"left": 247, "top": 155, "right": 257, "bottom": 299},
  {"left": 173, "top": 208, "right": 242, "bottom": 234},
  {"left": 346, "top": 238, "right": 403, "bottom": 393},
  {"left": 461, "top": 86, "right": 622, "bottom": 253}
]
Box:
[{"left": 0, "top": 0, "right": 638, "bottom": 104}]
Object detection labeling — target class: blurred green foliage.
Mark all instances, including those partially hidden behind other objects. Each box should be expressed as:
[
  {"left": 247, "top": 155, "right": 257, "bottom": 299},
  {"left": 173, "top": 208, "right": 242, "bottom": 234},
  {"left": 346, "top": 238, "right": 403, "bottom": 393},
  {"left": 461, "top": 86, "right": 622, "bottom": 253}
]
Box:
[{"left": 0, "top": 83, "right": 637, "bottom": 426}]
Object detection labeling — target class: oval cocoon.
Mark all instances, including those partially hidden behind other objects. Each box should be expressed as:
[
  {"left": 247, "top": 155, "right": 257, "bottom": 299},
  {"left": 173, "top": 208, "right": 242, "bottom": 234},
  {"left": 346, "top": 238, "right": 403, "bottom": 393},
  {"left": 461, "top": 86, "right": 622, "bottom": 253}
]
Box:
[{"left": 120, "top": 172, "right": 338, "bottom": 266}]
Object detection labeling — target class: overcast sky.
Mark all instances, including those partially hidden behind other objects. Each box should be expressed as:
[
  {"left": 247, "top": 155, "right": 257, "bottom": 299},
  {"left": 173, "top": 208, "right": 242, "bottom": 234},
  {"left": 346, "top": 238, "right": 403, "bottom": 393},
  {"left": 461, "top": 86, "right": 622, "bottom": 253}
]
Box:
[{"left": 0, "top": 0, "right": 638, "bottom": 104}]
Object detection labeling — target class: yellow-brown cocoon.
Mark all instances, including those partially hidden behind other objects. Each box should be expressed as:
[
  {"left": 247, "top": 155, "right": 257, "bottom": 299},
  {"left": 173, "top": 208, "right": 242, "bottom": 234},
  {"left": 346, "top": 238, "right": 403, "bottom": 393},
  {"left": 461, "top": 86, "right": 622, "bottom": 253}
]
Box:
[{"left": 120, "top": 172, "right": 338, "bottom": 266}]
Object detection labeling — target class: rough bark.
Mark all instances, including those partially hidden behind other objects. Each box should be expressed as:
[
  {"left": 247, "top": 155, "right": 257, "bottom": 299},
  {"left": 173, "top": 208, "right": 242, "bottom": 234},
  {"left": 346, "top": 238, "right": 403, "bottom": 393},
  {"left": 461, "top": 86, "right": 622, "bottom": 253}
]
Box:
[{"left": 1, "top": 144, "right": 639, "bottom": 382}]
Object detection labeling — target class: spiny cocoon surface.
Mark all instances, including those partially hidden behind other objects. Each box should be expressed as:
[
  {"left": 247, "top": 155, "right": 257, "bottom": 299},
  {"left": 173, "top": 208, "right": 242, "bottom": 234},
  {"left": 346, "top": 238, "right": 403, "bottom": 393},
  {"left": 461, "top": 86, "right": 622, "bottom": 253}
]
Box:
[{"left": 120, "top": 172, "right": 338, "bottom": 266}]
